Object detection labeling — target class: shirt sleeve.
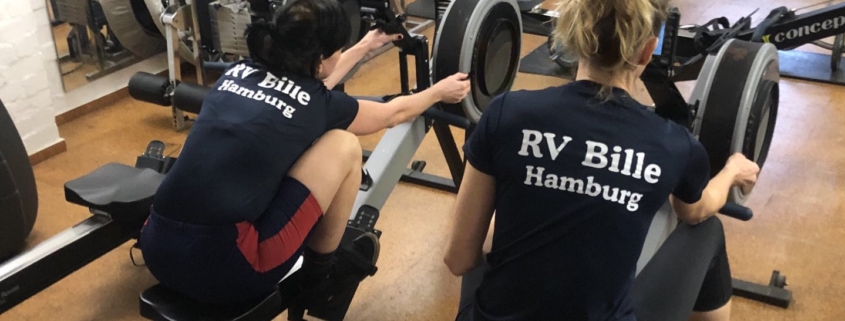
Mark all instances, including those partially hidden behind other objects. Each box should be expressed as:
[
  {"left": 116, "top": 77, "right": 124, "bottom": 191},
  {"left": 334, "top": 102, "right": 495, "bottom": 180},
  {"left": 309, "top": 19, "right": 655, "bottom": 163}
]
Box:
[
  {"left": 325, "top": 89, "right": 360, "bottom": 131},
  {"left": 463, "top": 94, "right": 505, "bottom": 175},
  {"left": 672, "top": 133, "right": 711, "bottom": 204}
]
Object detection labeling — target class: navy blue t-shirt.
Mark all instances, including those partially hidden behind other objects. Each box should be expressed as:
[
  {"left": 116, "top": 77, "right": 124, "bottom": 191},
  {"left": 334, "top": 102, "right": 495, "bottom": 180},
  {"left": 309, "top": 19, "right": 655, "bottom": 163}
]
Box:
[
  {"left": 464, "top": 80, "right": 710, "bottom": 321},
  {"left": 153, "top": 60, "right": 359, "bottom": 224}
]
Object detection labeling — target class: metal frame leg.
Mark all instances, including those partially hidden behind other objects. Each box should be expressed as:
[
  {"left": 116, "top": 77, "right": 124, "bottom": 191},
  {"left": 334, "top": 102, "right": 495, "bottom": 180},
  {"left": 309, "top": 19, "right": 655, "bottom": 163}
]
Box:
[{"left": 162, "top": 3, "right": 189, "bottom": 130}]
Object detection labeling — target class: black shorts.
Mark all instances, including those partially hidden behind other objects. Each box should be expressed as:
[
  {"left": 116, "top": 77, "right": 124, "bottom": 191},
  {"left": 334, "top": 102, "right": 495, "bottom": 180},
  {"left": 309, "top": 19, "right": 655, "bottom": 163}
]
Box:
[
  {"left": 457, "top": 217, "right": 732, "bottom": 321},
  {"left": 140, "top": 177, "right": 323, "bottom": 304}
]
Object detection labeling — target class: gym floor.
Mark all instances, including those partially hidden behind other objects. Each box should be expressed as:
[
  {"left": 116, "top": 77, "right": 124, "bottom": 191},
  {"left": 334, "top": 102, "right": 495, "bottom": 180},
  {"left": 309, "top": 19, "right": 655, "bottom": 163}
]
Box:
[{"left": 6, "top": 0, "right": 844, "bottom": 320}]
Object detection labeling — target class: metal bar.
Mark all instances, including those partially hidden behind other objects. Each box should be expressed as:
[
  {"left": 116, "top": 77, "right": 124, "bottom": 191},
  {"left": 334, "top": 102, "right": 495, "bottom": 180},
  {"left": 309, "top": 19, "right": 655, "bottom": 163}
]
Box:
[
  {"left": 415, "top": 36, "right": 431, "bottom": 90},
  {"left": 338, "top": 41, "right": 397, "bottom": 85},
  {"left": 162, "top": 4, "right": 187, "bottom": 130},
  {"left": 0, "top": 215, "right": 140, "bottom": 314},
  {"left": 407, "top": 19, "right": 434, "bottom": 35},
  {"left": 422, "top": 108, "right": 470, "bottom": 129},
  {"left": 398, "top": 169, "right": 457, "bottom": 193},
  {"left": 431, "top": 121, "right": 464, "bottom": 189},
  {"left": 349, "top": 117, "right": 428, "bottom": 222},
  {"left": 188, "top": 0, "right": 206, "bottom": 85},
  {"left": 734, "top": 2, "right": 845, "bottom": 49},
  {"left": 362, "top": 150, "right": 458, "bottom": 193},
  {"left": 732, "top": 278, "right": 792, "bottom": 308},
  {"left": 399, "top": 52, "right": 410, "bottom": 94}
]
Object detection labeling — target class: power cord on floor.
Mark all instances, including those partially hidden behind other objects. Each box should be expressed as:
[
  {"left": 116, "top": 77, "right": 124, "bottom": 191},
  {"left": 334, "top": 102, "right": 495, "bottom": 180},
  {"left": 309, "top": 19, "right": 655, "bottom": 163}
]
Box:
[{"left": 130, "top": 242, "right": 146, "bottom": 267}]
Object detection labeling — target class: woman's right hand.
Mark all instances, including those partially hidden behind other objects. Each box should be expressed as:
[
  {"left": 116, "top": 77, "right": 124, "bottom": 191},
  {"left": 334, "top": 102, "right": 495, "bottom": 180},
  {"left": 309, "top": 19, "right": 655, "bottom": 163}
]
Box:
[
  {"left": 726, "top": 153, "right": 760, "bottom": 194},
  {"left": 434, "top": 73, "right": 471, "bottom": 103}
]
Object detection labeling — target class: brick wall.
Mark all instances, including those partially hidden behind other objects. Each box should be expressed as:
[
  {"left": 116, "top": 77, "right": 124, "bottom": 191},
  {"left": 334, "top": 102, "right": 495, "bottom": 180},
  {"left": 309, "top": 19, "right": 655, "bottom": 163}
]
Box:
[
  {"left": 0, "top": 0, "right": 63, "bottom": 155},
  {"left": 0, "top": 0, "right": 167, "bottom": 156}
]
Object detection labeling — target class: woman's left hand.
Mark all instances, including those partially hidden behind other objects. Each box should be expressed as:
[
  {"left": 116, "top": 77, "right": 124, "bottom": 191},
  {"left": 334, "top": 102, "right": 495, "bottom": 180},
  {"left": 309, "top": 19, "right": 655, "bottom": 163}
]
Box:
[{"left": 360, "top": 28, "right": 402, "bottom": 52}]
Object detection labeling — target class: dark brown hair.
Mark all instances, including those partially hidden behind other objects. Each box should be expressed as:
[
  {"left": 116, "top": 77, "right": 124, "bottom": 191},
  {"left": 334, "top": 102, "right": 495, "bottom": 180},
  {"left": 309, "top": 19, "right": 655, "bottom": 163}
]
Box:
[{"left": 246, "top": 0, "right": 351, "bottom": 78}]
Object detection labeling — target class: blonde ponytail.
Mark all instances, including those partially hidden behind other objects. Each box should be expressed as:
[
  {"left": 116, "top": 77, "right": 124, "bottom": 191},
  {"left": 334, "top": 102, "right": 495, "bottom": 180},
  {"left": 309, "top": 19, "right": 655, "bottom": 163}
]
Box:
[{"left": 552, "top": 0, "right": 668, "bottom": 98}]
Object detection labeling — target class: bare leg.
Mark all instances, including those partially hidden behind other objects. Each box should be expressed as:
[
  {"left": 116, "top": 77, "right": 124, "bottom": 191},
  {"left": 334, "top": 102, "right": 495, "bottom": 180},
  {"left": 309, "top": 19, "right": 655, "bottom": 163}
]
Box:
[
  {"left": 288, "top": 130, "right": 362, "bottom": 254},
  {"left": 689, "top": 301, "right": 731, "bottom": 321}
]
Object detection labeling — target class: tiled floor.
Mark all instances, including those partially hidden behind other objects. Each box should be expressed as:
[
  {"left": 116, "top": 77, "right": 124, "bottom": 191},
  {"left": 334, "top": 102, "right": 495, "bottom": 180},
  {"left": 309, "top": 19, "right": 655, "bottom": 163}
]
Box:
[{"left": 3, "top": 0, "right": 844, "bottom": 320}]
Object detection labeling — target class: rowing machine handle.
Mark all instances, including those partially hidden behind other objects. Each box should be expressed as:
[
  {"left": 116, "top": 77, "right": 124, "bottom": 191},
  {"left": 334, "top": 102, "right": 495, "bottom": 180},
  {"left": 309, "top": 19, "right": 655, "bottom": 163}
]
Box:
[
  {"left": 360, "top": 0, "right": 415, "bottom": 50},
  {"left": 719, "top": 202, "right": 753, "bottom": 221},
  {"left": 422, "top": 107, "right": 471, "bottom": 129},
  {"left": 751, "top": 7, "right": 789, "bottom": 42}
]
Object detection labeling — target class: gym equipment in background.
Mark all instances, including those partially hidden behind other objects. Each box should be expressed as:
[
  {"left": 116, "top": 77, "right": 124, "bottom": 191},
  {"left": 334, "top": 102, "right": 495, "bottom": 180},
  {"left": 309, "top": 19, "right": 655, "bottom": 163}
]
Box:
[
  {"left": 136, "top": 0, "right": 410, "bottom": 131},
  {"left": 52, "top": 0, "right": 165, "bottom": 82},
  {"left": 680, "top": 1, "right": 845, "bottom": 86},
  {"left": 100, "top": 0, "right": 167, "bottom": 58},
  {"left": 0, "top": 100, "right": 172, "bottom": 315},
  {"left": 518, "top": 1, "right": 845, "bottom": 86}
]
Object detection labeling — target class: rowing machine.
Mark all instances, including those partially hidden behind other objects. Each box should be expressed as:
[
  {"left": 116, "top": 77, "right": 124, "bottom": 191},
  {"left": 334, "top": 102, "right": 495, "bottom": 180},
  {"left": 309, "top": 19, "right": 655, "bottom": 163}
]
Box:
[{"left": 0, "top": 99, "right": 171, "bottom": 315}]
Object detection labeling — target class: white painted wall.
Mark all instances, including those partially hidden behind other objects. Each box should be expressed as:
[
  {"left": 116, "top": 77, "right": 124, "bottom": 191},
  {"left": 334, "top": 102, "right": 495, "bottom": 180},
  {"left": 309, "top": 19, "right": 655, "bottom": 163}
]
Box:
[
  {"left": 0, "top": 0, "right": 62, "bottom": 155},
  {"left": 1, "top": 0, "right": 167, "bottom": 156}
]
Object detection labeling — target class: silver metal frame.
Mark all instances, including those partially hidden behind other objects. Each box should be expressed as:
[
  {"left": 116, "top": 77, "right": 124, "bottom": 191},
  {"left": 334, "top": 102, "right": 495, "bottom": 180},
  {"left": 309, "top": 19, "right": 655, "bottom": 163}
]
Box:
[
  {"left": 636, "top": 203, "right": 679, "bottom": 275},
  {"left": 349, "top": 117, "right": 428, "bottom": 221},
  {"left": 0, "top": 210, "right": 144, "bottom": 314},
  {"left": 0, "top": 214, "right": 111, "bottom": 281},
  {"left": 161, "top": 2, "right": 191, "bottom": 130}
]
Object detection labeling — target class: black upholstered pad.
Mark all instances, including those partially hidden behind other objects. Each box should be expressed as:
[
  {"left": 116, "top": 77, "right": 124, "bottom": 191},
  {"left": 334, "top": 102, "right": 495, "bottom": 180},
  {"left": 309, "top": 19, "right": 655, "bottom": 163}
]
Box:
[
  {"left": 64, "top": 163, "right": 164, "bottom": 221},
  {"left": 139, "top": 284, "right": 282, "bottom": 321}
]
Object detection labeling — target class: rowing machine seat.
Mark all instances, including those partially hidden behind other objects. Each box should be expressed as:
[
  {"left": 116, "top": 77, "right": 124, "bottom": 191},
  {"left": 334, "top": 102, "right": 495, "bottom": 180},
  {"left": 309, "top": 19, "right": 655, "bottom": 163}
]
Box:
[
  {"left": 139, "top": 284, "right": 282, "bottom": 321},
  {"left": 64, "top": 163, "right": 164, "bottom": 224}
]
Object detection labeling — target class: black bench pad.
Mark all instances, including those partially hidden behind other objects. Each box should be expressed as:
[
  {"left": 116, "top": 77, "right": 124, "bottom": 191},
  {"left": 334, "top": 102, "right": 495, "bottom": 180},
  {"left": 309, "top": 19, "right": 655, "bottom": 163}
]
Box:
[
  {"left": 64, "top": 163, "right": 164, "bottom": 223},
  {"left": 139, "top": 284, "right": 283, "bottom": 321}
]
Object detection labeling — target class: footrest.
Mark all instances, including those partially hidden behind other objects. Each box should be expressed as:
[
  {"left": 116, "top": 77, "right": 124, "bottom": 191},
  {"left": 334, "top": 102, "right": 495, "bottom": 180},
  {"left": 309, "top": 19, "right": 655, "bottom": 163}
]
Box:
[
  {"left": 139, "top": 284, "right": 282, "bottom": 321},
  {"left": 64, "top": 163, "right": 165, "bottom": 224}
]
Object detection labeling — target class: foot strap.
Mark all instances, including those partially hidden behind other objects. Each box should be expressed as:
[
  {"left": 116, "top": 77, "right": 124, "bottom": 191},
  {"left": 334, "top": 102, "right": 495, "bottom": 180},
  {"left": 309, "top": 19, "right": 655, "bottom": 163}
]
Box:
[{"left": 337, "top": 244, "right": 378, "bottom": 277}]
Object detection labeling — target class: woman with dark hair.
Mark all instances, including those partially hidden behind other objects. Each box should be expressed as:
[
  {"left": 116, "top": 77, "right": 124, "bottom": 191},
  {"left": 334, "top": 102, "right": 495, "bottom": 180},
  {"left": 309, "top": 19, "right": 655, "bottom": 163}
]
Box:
[
  {"left": 140, "top": 0, "right": 470, "bottom": 311},
  {"left": 444, "top": 0, "right": 758, "bottom": 320}
]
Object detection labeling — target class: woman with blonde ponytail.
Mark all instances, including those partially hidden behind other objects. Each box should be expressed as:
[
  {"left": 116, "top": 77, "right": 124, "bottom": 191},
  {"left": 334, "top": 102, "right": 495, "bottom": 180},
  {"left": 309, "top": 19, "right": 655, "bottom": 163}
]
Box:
[{"left": 444, "top": 0, "right": 759, "bottom": 320}]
